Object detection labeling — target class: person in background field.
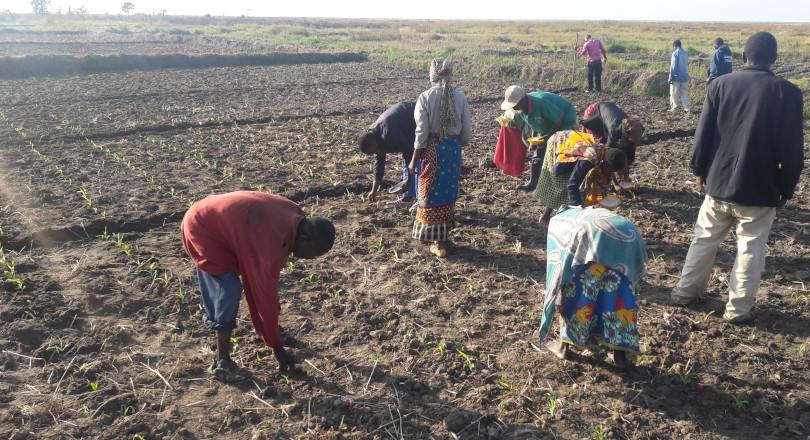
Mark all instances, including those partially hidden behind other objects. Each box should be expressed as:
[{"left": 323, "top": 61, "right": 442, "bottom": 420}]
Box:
[
  {"left": 581, "top": 101, "right": 645, "bottom": 189},
  {"left": 671, "top": 32, "right": 804, "bottom": 323},
  {"left": 500, "top": 85, "right": 577, "bottom": 192},
  {"left": 577, "top": 34, "right": 608, "bottom": 92},
  {"left": 668, "top": 39, "right": 691, "bottom": 113},
  {"left": 358, "top": 101, "right": 417, "bottom": 206},
  {"left": 539, "top": 207, "right": 647, "bottom": 369},
  {"left": 406, "top": 58, "right": 471, "bottom": 258},
  {"left": 707, "top": 37, "right": 733, "bottom": 82},
  {"left": 181, "top": 191, "right": 336, "bottom": 382}
]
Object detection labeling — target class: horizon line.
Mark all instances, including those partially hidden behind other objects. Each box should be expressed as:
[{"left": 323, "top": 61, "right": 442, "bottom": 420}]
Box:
[{"left": 4, "top": 13, "right": 810, "bottom": 25}]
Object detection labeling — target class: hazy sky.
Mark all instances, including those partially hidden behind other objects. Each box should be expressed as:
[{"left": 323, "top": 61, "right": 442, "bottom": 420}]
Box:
[{"left": 5, "top": 0, "right": 810, "bottom": 22}]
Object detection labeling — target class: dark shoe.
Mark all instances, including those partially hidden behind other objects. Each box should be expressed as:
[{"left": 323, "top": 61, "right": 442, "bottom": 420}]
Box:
[
  {"left": 670, "top": 291, "right": 704, "bottom": 306},
  {"left": 517, "top": 161, "right": 542, "bottom": 191},
  {"left": 613, "top": 350, "right": 631, "bottom": 370},
  {"left": 210, "top": 359, "right": 252, "bottom": 384}
]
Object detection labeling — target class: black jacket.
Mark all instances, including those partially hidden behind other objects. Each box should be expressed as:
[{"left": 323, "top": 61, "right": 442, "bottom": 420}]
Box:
[
  {"left": 581, "top": 101, "right": 628, "bottom": 148},
  {"left": 369, "top": 102, "right": 416, "bottom": 182},
  {"left": 690, "top": 66, "right": 804, "bottom": 207},
  {"left": 708, "top": 45, "right": 733, "bottom": 80}
]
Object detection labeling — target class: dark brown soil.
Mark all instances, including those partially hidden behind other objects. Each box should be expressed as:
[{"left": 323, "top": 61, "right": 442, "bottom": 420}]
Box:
[{"left": 0, "top": 38, "right": 808, "bottom": 440}]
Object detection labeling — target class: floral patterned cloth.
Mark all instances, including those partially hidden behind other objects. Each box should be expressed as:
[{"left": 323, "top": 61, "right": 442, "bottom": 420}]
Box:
[
  {"left": 533, "top": 130, "right": 599, "bottom": 210},
  {"left": 539, "top": 206, "right": 647, "bottom": 350},
  {"left": 560, "top": 262, "right": 640, "bottom": 353},
  {"left": 412, "top": 137, "right": 461, "bottom": 242}
]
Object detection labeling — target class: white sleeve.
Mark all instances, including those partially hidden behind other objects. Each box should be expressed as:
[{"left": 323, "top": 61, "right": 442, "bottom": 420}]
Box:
[
  {"left": 459, "top": 92, "right": 472, "bottom": 146},
  {"left": 413, "top": 92, "right": 429, "bottom": 150}
]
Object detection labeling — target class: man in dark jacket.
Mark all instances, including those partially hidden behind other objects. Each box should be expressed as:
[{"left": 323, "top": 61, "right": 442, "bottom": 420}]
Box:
[
  {"left": 358, "top": 101, "right": 417, "bottom": 203},
  {"left": 672, "top": 32, "right": 804, "bottom": 323},
  {"left": 707, "top": 37, "right": 733, "bottom": 82}
]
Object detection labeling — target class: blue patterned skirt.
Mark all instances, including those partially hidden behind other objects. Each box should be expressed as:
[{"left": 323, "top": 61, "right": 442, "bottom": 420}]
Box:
[{"left": 559, "top": 262, "right": 640, "bottom": 353}]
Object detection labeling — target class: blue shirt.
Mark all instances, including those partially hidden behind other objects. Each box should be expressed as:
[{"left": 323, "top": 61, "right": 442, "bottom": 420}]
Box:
[{"left": 669, "top": 48, "right": 689, "bottom": 82}]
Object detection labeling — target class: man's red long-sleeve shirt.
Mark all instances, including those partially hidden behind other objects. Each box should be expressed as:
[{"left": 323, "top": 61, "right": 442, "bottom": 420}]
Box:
[{"left": 181, "top": 191, "right": 304, "bottom": 348}]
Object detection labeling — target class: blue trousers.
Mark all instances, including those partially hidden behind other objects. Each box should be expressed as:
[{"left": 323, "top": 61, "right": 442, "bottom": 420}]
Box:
[{"left": 196, "top": 268, "right": 242, "bottom": 332}]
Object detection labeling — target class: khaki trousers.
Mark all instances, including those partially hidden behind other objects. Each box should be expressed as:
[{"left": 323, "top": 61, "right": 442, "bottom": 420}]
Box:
[
  {"left": 672, "top": 195, "right": 776, "bottom": 318},
  {"left": 669, "top": 81, "right": 691, "bottom": 112}
]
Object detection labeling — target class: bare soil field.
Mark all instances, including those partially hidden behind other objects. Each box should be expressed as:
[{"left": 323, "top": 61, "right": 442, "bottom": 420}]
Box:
[{"left": 0, "top": 29, "right": 808, "bottom": 440}]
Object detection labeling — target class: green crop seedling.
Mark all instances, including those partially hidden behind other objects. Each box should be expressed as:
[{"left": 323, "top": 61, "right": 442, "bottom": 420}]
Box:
[{"left": 456, "top": 349, "right": 475, "bottom": 371}]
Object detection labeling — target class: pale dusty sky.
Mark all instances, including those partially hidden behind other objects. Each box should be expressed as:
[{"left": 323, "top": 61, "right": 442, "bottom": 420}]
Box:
[{"left": 4, "top": 0, "right": 810, "bottom": 22}]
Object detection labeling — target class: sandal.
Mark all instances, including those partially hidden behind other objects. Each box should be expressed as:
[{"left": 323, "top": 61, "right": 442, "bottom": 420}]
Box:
[
  {"left": 210, "top": 359, "right": 252, "bottom": 384},
  {"left": 429, "top": 243, "right": 448, "bottom": 258},
  {"left": 544, "top": 340, "right": 570, "bottom": 360}
]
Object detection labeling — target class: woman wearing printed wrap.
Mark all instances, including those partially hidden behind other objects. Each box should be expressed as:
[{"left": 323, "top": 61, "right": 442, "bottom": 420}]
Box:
[
  {"left": 403, "top": 59, "right": 471, "bottom": 257},
  {"left": 531, "top": 130, "right": 626, "bottom": 224},
  {"left": 539, "top": 207, "right": 647, "bottom": 369}
]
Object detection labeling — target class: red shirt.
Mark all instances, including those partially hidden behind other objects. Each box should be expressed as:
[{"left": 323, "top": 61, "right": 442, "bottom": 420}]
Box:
[{"left": 181, "top": 191, "right": 304, "bottom": 348}]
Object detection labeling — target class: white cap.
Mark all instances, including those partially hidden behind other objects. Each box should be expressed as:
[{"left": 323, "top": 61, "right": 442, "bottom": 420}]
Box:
[{"left": 500, "top": 85, "right": 527, "bottom": 111}]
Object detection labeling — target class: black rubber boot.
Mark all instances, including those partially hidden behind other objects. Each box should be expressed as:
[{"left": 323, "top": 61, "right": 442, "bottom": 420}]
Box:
[{"left": 517, "top": 160, "right": 542, "bottom": 191}]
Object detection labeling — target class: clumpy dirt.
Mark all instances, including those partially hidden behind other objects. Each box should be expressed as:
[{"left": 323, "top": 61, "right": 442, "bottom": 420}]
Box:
[{"left": 0, "top": 32, "right": 808, "bottom": 440}]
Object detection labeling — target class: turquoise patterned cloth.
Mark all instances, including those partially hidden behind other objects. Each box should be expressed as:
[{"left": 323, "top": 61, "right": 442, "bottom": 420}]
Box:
[
  {"left": 539, "top": 207, "right": 647, "bottom": 343},
  {"left": 560, "top": 263, "right": 640, "bottom": 353}
]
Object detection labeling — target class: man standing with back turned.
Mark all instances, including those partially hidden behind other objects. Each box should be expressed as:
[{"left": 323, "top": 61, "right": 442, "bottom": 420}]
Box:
[
  {"left": 671, "top": 32, "right": 804, "bottom": 323},
  {"left": 707, "top": 37, "right": 733, "bottom": 82},
  {"left": 668, "top": 39, "right": 691, "bottom": 113},
  {"left": 577, "top": 34, "right": 607, "bottom": 92}
]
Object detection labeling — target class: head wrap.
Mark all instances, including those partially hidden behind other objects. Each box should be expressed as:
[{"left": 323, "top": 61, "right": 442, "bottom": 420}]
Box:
[
  {"left": 430, "top": 58, "right": 460, "bottom": 139},
  {"left": 744, "top": 32, "right": 777, "bottom": 65}
]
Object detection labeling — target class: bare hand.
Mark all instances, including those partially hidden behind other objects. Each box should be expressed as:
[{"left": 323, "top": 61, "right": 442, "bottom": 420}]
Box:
[{"left": 696, "top": 176, "right": 704, "bottom": 193}]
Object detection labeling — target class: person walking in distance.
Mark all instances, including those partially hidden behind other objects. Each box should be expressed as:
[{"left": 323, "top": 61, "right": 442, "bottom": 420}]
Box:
[
  {"left": 577, "top": 34, "right": 607, "bottom": 92},
  {"left": 668, "top": 39, "right": 691, "bottom": 113},
  {"left": 671, "top": 32, "right": 804, "bottom": 323}
]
